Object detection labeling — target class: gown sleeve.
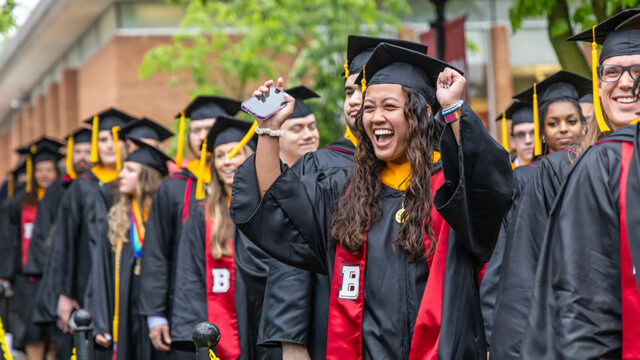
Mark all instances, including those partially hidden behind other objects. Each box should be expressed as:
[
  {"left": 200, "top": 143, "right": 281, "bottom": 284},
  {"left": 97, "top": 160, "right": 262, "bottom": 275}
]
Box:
[
  {"left": 434, "top": 103, "right": 514, "bottom": 263},
  {"left": 170, "top": 208, "right": 207, "bottom": 347},
  {"left": 86, "top": 232, "right": 114, "bottom": 337},
  {"left": 520, "top": 144, "right": 622, "bottom": 359},
  {"left": 139, "top": 183, "right": 176, "bottom": 318},
  {"left": 0, "top": 197, "right": 19, "bottom": 280}
]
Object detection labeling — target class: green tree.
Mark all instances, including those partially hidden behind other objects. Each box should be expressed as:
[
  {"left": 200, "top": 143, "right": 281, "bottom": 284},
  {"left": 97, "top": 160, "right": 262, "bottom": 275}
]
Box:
[
  {"left": 0, "top": 0, "right": 18, "bottom": 43},
  {"left": 139, "top": 0, "right": 410, "bottom": 147},
  {"left": 509, "top": 0, "right": 640, "bottom": 77}
]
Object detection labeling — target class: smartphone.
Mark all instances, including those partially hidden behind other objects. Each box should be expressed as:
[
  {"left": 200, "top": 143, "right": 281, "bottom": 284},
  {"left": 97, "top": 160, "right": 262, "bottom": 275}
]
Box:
[{"left": 241, "top": 86, "right": 287, "bottom": 121}]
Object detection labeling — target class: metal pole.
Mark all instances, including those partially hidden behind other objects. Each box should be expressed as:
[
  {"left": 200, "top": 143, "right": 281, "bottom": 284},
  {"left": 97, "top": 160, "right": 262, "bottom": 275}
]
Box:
[
  {"left": 70, "top": 309, "right": 93, "bottom": 360},
  {"left": 193, "top": 321, "right": 221, "bottom": 360},
  {"left": 430, "top": 0, "right": 448, "bottom": 60}
]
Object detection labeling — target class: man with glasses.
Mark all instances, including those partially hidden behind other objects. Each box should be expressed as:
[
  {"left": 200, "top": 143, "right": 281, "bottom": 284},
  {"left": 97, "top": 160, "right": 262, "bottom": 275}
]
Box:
[{"left": 507, "top": 103, "right": 535, "bottom": 167}]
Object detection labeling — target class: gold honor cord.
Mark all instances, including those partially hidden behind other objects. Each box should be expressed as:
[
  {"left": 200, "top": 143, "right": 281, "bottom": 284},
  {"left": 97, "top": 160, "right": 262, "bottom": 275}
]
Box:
[
  {"left": 67, "top": 136, "right": 76, "bottom": 179},
  {"left": 0, "top": 314, "right": 13, "bottom": 360},
  {"left": 112, "top": 126, "right": 122, "bottom": 171},
  {"left": 228, "top": 121, "right": 258, "bottom": 160},
  {"left": 112, "top": 241, "right": 123, "bottom": 348},
  {"left": 176, "top": 111, "right": 186, "bottom": 169},
  {"left": 592, "top": 26, "right": 611, "bottom": 133}
]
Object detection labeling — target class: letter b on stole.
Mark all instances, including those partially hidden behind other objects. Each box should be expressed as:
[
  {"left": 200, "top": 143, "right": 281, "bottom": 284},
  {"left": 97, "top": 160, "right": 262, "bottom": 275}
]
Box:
[{"left": 338, "top": 264, "right": 360, "bottom": 300}]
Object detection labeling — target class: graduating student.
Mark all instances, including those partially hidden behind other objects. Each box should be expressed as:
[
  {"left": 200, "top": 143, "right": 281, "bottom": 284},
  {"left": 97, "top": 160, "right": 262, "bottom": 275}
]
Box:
[
  {"left": 138, "top": 96, "right": 241, "bottom": 357},
  {"left": 0, "top": 140, "right": 64, "bottom": 359},
  {"left": 231, "top": 43, "right": 513, "bottom": 359},
  {"left": 489, "top": 71, "right": 592, "bottom": 359},
  {"left": 45, "top": 108, "right": 134, "bottom": 335},
  {"left": 119, "top": 117, "right": 174, "bottom": 150},
  {"left": 170, "top": 116, "right": 283, "bottom": 359},
  {"left": 90, "top": 139, "right": 171, "bottom": 360},
  {"left": 256, "top": 36, "right": 430, "bottom": 360}
]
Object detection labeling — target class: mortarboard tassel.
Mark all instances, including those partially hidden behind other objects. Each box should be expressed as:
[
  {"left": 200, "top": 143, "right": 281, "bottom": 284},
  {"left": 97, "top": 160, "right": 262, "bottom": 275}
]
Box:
[
  {"left": 228, "top": 120, "right": 258, "bottom": 160},
  {"left": 195, "top": 136, "right": 208, "bottom": 200},
  {"left": 66, "top": 136, "right": 76, "bottom": 179},
  {"left": 176, "top": 111, "right": 186, "bottom": 169},
  {"left": 26, "top": 143, "right": 36, "bottom": 193},
  {"left": 344, "top": 56, "right": 350, "bottom": 79},
  {"left": 533, "top": 83, "right": 542, "bottom": 156},
  {"left": 112, "top": 126, "right": 122, "bottom": 171},
  {"left": 501, "top": 112, "right": 509, "bottom": 151},
  {"left": 7, "top": 171, "right": 13, "bottom": 198},
  {"left": 360, "top": 66, "right": 367, "bottom": 93},
  {"left": 591, "top": 26, "right": 611, "bottom": 133},
  {"left": 90, "top": 115, "right": 99, "bottom": 163}
]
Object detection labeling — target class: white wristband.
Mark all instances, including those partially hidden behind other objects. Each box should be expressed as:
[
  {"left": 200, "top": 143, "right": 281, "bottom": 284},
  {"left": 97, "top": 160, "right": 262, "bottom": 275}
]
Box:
[{"left": 255, "top": 127, "right": 284, "bottom": 137}]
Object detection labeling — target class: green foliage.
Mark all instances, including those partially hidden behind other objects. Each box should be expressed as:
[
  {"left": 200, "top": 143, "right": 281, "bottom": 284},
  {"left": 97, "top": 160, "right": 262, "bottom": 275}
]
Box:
[
  {"left": 0, "top": 0, "right": 17, "bottom": 42},
  {"left": 139, "top": 0, "right": 410, "bottom": 146}
]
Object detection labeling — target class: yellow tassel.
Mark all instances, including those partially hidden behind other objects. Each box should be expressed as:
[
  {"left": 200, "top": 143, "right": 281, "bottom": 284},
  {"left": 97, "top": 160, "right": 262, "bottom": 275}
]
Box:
[
  {"left": 70, "top": 347, "right": 77, "bottom": 360},
  {"left": 112, "top": 241, "right": 122, "bottom": 345},
  {"left": 26, "top": 148, "right": 34, "bottom": 193},
  {"left": 592, "top": 26, "right": 611, "bottom": 133},
  {"left": 228, "top": 121, "right": 258, "bottom": 160},
  {"left": 501, "top": 112, "right": 509, "bottom": 151},
  {"left": 90, "top": 115, "right": 99, "bottom": 163},
  {"left": 360, "top": 66, "right": 367, "bottom": 93},
  {"left": 112, "top": 126, "right": 121, "bottom": 171},
  {"left": 533, "top": 83, "right": 542, "bottom": 156},
  {"left": 7, "top": 172, "right": 13, "bottom": 198},
  {"left": 66, "top": 136, "right": 76, "bottom": 179},
  {"left": 0, "top": 314, "right": 13, "bottom": 360},
  {"left": 344, "top": 56, "right": 349, "bottom": 79},
  {"left": 176, "top": 111, "right": 186, "bottom": 169},
  {"left": 195, "top": 136, "right": 208, "bottom": 200}
]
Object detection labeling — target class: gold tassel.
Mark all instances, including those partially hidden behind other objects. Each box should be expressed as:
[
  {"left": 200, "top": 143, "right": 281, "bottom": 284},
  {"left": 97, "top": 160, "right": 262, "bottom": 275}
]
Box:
[
  {"left": 66, "top": 136, "right": 76, "bottom": 179},
  {"left": 90, "top": 115, "right": 99, "bottom": 163},
  {"left": 176, "top": 111, "right": 186, "bottom": 169},
  {"left": 533, "top": 83, "right": 542, "bottom": 156},
  {"left": 195, "top": 136, "right": 208, "bottom": 200},
  {"left": 592, "top": 26, "right": 611, "bottom": 132},
  {"left": 344, "top": 56, "right": 349, "bottom": 79},
  {"left": 501, "top": 112, "right": 509, "bottom": 151},
  {"left": 228, "top": 121, "right": 258, "bottom": 160},
  {"left": 360, "top": 66, "right": 367, "bottom": 93},
  {"left": 112, "top": 126, "right": 122, "bottom": 171},
  {"left": 26, "top": 143, "right": 35, "bottom": 193}
]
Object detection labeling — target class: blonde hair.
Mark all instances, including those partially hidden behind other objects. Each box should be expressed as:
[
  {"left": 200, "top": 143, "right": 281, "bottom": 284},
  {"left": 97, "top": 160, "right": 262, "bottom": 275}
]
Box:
[
  {"left": 206, "top": 145, "right": 253, "bottom": 259},
  {"left": 108, "top": 165, "right": 164, "bottom": 249},
  {"left": 573, "top": 108, "right": 607, "bottom": 160}
]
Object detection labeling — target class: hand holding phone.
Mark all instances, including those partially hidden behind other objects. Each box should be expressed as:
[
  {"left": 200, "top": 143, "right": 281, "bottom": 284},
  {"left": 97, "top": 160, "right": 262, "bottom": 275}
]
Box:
[{"left": 244, "top": 78, "right": 295, "bottom": 129}]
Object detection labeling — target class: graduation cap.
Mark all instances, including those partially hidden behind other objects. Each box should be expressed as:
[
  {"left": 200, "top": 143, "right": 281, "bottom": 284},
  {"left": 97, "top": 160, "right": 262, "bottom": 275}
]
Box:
[
  {"left": 285, "top": 86, "right": 320, "bottom": 119},
  {"left": 8, "top": 161, "right": 27, "bottom": 198},
  {"left": 83, "top": 108, "right": 137, "bottom": 164},
  {"left": 16, "top": 138, "right": 65, "bottom": 193},
  {"left": 206, "top": 115, "right": 257, "bottom": 152},
  {"left": 126, "top": 138, "right": 173, "bottom": 177},
  {"left": 64, "top": 128, "right": 92, "bottom": 179},
  {"left": 513, "top": 71, "right": 590, "bottom": 156},
  {"left": 344, "top": 35, "right": 429, "bottom": 78},
  {"left": 120, "top": 117, "right": 174, "bottom": 142},
  {"left": 567, "top": 9, "right": 640, "bottom": 132},
  {"left": 495, "top": 102, "right": 534, "bottom": 151},
  {"left": 173, "top": 96, "right": 242, "bottom": 170},
  {"left": 356, "top": 42, "right": 462, "bottom": 112},
  {"left": 579, "top": 93, "right": 594, "bottom": 103}
]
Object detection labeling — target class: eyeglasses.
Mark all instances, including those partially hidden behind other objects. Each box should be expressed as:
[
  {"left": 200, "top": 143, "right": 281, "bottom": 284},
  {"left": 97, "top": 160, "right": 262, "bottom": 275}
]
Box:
[
  {"left": 512, "top": 130, "right": 535, "bottom": 141},
  {"left": 597, "top": 64, "right": 640, "bottom": 82}
]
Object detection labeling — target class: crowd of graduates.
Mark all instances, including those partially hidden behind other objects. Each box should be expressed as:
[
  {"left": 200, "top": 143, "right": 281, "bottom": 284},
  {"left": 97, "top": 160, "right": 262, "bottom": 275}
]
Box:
[{"left": 1, "top": 8, "right": 640, "bottom": 360}]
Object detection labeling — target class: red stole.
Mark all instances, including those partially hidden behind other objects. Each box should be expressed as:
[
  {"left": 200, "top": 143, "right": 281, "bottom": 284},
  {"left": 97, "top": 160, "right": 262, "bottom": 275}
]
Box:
[
  {"left": 326, "top": 171, "right": 449, "bottom": 360},
  {"left": 619, "top": 141, "right": 640, "bottom": 358},
  {"left": 203, "top": 204, "right": 241, "bottom": 359},
  {"left": 21, "top": 203, "right": 38, "bottom": 269},
  {"left": 183, "top": 178, "right": 193, "bottom": 224}
]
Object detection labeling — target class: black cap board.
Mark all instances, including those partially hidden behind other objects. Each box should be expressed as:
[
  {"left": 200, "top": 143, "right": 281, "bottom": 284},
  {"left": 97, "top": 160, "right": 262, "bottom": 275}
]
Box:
[
  {"left": 66, "top": 128, "right": 92, "bottom": 143},
  {"left": 177, "top": 96, "right": 242, "bottom": 121},
  {"left": 206, "top": 115, "right": 257, "bottom": 152},
  {"left": 285, "top": 86, "right": 320, "bottom": 119},
  {"left": 82, "top": 108, "right": 138, "bottom": 131},
  {"left": 32, "top": 146, "right": 64, "bottom": 164},
  {"left": 120, "top": 117, "right": 174, "bottom": 142},
  {"left": 345, "top": 35, "right": 429, "bottom": 77},
  {"left": 497, "top": 101, "right": 534, "bottom": 127},
  {"left": 126, "top": 138, "right": 173, "bottom": 176},
  {"left": 513, "top": 71, "right": 591, "bottom": 105},
  {"left": 16, "top": 137, "right": 64, "bottom": 155},
  {"left": 568, "top": 9, "right": 640, "bottom": 63},
  {"left": 356, "top": 42, "right": 462, "bottom": 111}
]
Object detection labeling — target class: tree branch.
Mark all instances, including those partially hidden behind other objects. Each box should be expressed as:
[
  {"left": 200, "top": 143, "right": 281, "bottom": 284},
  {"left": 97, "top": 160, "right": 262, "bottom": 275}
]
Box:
[{"left": 547, "top": 0, "right": 590, "bottom": 77}]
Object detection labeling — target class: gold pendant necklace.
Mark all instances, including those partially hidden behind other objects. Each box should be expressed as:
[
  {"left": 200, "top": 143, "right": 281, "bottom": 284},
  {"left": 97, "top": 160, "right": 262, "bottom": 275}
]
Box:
[{"left": 395, "top": 197, "right": 406, "bottom": 224}]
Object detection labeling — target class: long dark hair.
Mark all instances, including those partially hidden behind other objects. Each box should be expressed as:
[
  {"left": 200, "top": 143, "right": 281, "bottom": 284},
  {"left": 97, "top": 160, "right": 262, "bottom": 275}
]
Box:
[{"left": 330, "top": 86, "right": 441, "bottom": 261}]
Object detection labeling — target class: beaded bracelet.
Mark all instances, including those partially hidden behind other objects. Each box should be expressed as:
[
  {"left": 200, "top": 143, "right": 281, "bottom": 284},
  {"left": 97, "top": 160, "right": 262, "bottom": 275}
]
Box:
[
  {"left": 441, "top": 100, "right": 464, "bottom": 115},
  {"left": 255, "top": 127, "right": 284, "bottom": 137}
]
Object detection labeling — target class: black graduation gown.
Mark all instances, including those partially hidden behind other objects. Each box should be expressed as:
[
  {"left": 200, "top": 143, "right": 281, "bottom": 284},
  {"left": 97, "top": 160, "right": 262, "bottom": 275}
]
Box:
[
  {"left": 258, "top": 137, "right": 355, "bottom": 352},
  {"left": 520, "top": 125, "right": 638, "bottom": 359},
  {"left": 88, "top": 230, "right": 158, "bottom": 360},
  {"left": 23, "top": 176, "right": 73, "bottom": 276},
  {"left": 170, "top": 206, "right": 280, "bottom": 359},
  {"left": 42, "top": 171, "right": 114, "bottom": 313},
  {"left": 138, "top": 167, "right": 199, "bottom": 325},
  {"left": 479, "top": 162, "right": 538, "bottom": 348},
  {"left": 231, "top": 104, "right": 513, "bottom": 359},
  {"left": 490, "top": 149, "right": 575, "bottom": 359}
]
